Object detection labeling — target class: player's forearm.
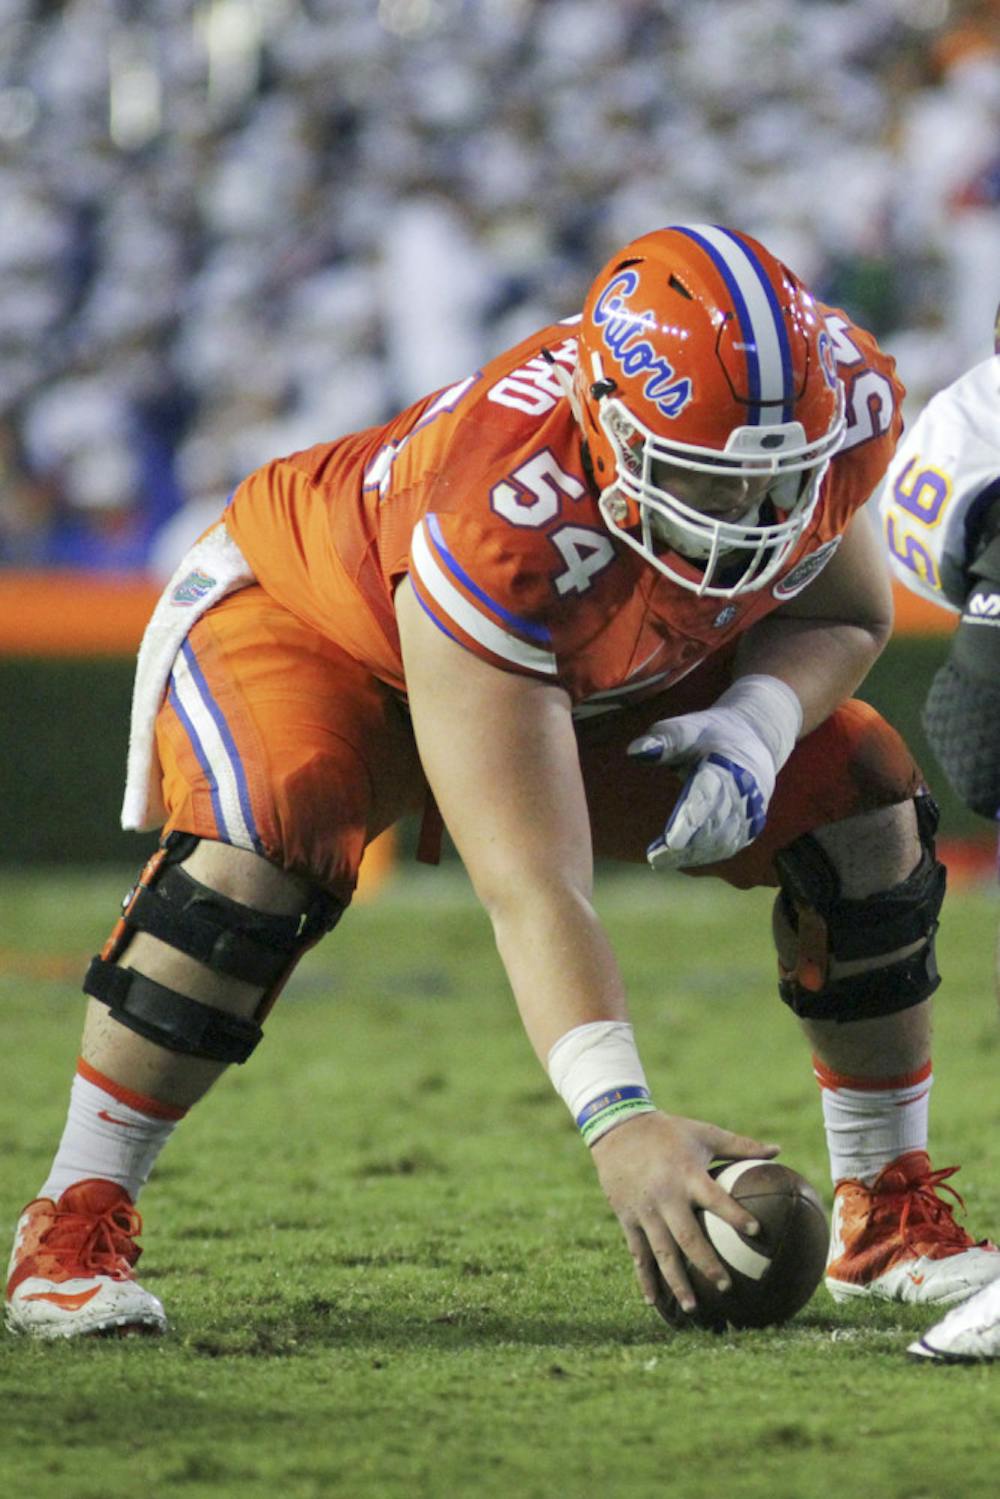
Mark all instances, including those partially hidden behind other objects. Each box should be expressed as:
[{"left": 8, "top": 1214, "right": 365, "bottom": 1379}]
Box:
[
  {"left": 728, "top": 504, "right": 893, "bottom": 735},
  {"left": 481, "top": 880, "right": 629, "bottom": 1063},
  {"left": 734, "top": 614, "right": 889, "bottom": 736}
]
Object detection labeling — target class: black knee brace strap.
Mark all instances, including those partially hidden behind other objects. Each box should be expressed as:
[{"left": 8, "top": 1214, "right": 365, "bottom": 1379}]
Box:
[
  {"left": 84, "top": 834, "right": 344, "bottom": 1063},
  {"left": 774, "top": 795, "right": 946, "bottom": 1023},
  {"left": 84, "top": 963, "right": 265, "bottom": 1063},
  {"left": 109, "top": 859, "right": 338, "bottom": 986}
]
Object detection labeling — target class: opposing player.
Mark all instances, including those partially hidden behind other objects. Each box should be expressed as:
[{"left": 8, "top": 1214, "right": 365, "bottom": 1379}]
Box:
[
  {"left": 876, "top": 314, "right": 1000, "bottom": 1362},
  {"left": 8, "top": 225, "right": 1000, "bottom": 1341}
]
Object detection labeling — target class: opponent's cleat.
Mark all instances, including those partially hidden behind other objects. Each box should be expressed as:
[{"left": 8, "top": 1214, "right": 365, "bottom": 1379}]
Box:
[
  {"left": 825, "top": 1150, "right": 1000, "bottom": 1305},
  {"left": 5, "top": 1178, "right": 167, "bottom": 1339},
  {"left": 908, "top": 1278, "right": 1000, "bottom": 1362}
]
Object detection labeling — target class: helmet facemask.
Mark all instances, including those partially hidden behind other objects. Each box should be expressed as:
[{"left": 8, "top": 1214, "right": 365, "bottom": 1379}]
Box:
[{"left": 590, "top": 361, "right": 845, "bottom": 599}]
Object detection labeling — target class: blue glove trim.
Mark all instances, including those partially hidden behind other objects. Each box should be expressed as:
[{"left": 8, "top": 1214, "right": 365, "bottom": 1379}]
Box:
[{"left": 706, "top": 752, "right": 767, "bottom": 837}]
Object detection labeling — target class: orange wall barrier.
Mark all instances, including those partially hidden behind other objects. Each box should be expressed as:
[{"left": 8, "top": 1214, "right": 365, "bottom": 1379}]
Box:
[
  {"left": 0, "top": 575, "right": 981, "bottom": 864},
  {"left": 890, "top": 582, "right": 956, "bottom": 637},
  {"left": 0, "top": 571, "right": 956, "bottom": 658},
  {"left": 0, "top": 572, "right": 160, "bottom": 656}
]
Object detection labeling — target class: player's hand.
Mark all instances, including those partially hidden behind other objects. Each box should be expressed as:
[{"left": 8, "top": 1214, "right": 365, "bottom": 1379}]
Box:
[
  {"left": 590, "top": 1109, "right": 780, "bottom": 1314},
  {"left": 627, "top": 677, "right": 801, "bottom": 870}
]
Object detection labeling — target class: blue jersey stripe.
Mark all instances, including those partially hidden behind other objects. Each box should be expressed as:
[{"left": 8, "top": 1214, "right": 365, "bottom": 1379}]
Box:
[
  {"left": 179, "top": 640, "right": 263, "bottom": 854},
  {"left": 167, "top": 678, "right": 229, "bottom": 842},
  {"left": 425, "top": 513, "right": 552, "bottom": 644},
  {"left": 410, "top": 576, "right": 465, "bottom": 647}
]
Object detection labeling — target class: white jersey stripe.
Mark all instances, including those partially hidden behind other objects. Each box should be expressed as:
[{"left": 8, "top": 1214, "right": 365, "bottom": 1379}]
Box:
[
  {"left": 411, "top": 520, "right": 558, "bottom": 675},
  {"left": 170, "top": 650, "right": 256, "bottom": 849}
]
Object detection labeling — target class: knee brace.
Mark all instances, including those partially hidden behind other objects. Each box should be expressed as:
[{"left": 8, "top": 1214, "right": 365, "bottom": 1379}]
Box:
[
  {"left": 923, "top": 654, "right": 1000, "bottom": 822},
  {"left": 84, "top": 833, "right": 344, "bottom": 1063},
  {"left": 773, "top": 795, "right": 946, "bottom": 1023}
]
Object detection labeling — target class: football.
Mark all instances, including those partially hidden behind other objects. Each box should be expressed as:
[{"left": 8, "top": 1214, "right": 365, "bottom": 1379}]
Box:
[{"left": 654, "top": 1158, "right": 829, "bottom": 1331}]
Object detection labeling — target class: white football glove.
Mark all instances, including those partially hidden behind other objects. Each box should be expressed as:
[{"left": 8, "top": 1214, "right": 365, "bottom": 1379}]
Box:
[{"left": 627, "top": 675, "right": 802, "bottom": 871}]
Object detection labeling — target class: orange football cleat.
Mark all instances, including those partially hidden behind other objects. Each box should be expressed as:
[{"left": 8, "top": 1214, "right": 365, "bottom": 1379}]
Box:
[
  {"left": 5, "top": 1178, "right": 167, "bottom": 1339},
  {"left": 826, "top": 1150, "right": 1000, "bottom": 1306}
]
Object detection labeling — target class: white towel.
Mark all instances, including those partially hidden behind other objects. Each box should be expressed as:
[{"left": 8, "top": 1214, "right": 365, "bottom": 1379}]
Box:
[{"left": 121, "top": 524, "right": 256, "bottom": 831}]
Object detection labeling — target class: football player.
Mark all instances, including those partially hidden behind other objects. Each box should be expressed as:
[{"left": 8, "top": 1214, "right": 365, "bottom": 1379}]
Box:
[
  {"left": 8, "top": 225, "right": 1000, "bottom": 1340},
  {"left": 876, "top": 312, "right": 1000, "bottom": 1362}
]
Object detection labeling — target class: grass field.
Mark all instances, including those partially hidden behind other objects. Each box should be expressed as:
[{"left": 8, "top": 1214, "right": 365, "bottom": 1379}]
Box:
[{"left": 2, "top": 863, "right": 999, "bottom": 1499}]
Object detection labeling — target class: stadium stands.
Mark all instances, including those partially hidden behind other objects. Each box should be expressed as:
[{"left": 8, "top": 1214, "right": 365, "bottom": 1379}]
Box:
[{"left": 1, "top": 0, "right": 998, "bottom": 575}]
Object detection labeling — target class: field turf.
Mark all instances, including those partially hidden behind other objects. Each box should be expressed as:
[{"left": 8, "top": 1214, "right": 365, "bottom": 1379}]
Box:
[{"left": 1, "top": 864, "right": 999, "bottom": 1499}]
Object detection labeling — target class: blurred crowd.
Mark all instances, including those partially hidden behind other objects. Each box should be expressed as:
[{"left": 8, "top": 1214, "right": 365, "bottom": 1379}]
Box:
[{"left": 1, "top": 0, "right": 999, "bottom": 576}]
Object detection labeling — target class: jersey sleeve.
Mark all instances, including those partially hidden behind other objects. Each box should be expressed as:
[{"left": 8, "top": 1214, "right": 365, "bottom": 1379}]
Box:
[
  {"left": 408, "top": 510, "right": 560, "bottom": 678},
  {"left": 819, "top": 304, "right": 906, "bottom": 531},
  {"left": 876, "top": 360, "right": 1000, "bottom": 613}
]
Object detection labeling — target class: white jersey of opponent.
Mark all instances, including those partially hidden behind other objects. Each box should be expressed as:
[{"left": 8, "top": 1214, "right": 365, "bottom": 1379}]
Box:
[{"left": 878, "top": 355, "right": 1000, "bottom": 614}]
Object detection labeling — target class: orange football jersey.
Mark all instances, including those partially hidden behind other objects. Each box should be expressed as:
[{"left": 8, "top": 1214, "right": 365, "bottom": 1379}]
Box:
[{"left": 225, "top": 306, "right": 902, "bottom": 714}]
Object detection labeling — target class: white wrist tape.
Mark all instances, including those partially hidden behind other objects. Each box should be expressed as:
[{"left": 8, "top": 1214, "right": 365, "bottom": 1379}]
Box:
[
  {"left": 546, "top": 1021, "right": 654, "bottom": 1146},
  {"left": 715, "top": 673, "right": 802, "bottom": 774}
]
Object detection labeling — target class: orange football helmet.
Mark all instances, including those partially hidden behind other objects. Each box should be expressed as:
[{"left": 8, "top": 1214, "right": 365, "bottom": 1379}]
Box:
[{"left": 574, "top": 224, "right": 846, "bottom": 597}]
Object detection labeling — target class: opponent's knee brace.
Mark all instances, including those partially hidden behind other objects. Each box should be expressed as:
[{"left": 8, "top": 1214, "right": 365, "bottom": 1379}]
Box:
[
  {"left": 773, "top": 795, "right": 946, "bottom": 1022},
  {"left": 923, "top": 538, "right": 1000, "bottom": 818},
  {"left": 84, "top": 832, "right": 343, "bottom": 1063},
  {"left": 923, "top": 663, "right": 1000, "bottom": 819}
]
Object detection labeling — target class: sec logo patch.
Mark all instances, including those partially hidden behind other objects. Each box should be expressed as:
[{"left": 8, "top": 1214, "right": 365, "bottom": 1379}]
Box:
[{"left": 772, "top": 537, "right": 842, "bottom": 601}]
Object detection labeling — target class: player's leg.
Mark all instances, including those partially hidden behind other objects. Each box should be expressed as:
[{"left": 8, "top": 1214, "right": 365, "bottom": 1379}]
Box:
[
  {"left": 6, "top": 588, "right": 425, "bottom": 1340},
  {"left": 758, "top": 709, "right": 997, "bottom": 1305},
  {"left": 580, "top": 689, "right": 1000, "bottom": 1307},
  {"left": 6, "top": 836, "right": 340, "bottom": 1340},
  {"left": 81, "top": 837, "right": 329, "bottom": 1111}
]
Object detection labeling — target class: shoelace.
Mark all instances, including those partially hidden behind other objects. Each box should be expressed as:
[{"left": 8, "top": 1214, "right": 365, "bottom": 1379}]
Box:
[
  {"left": 876, "top": 1163, "right": 973, "bottom": 1250},
  {"left": 40, "top": 1202, "right": 144, "bottom": 1280}
]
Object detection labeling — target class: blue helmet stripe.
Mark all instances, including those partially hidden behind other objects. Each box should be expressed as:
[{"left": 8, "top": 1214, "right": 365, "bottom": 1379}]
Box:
[
  {"left": 717, "top": 226, "right": 795, "bottom": 423},
  {"left": 671, "top": 223, "right": 794, "bottom": 423}
]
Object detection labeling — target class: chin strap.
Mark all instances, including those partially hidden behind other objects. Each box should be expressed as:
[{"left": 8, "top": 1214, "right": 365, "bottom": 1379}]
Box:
[{"left": 540, "top": 345, "right": 584, "bottom": 420}]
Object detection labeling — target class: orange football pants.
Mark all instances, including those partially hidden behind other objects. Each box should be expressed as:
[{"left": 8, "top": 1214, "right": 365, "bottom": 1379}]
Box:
[{"left": 155, "top": 586, "right": 923, "bottom": 903}]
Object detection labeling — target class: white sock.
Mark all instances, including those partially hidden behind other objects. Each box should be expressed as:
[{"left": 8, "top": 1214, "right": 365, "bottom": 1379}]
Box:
[
  {"left": 813, "top": 1056, "right": 933, "bottom": 1186},
  {"left": 39, "top": 1061, "right": 186, "bottom": 1204}
]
